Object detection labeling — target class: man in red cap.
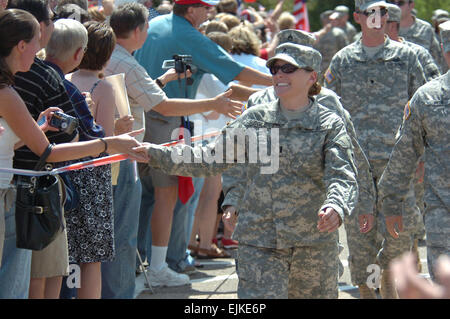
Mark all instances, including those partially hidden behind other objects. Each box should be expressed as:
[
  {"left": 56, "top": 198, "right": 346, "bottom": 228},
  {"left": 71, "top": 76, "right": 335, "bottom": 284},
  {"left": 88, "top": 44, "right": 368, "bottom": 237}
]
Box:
[{"left": 134, "top": 0, "right": 272, "bottom": 288}]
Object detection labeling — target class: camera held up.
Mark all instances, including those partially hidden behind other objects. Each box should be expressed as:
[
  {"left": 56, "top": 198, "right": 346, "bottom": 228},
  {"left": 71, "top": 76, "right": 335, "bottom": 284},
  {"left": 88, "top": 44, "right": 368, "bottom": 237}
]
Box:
[
  {"left": 162, "top": 54, "right": 195, "bottom": 86},
  {"left": 49, "top": 111, "right": 79, "bottom": 135}
]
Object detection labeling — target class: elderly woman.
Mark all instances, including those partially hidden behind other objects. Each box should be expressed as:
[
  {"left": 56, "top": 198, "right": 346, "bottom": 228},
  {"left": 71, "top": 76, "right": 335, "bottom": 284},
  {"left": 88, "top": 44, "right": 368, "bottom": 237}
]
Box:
[{"left": 136, "top": 43, "right": 358, "bottom": 299}]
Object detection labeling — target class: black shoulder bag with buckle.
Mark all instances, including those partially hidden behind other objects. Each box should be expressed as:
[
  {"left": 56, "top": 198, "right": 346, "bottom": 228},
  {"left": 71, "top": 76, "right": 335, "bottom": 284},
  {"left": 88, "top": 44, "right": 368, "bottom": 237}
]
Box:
[{"left": 15, "top": 144, "right": 66, "bottom": 250}]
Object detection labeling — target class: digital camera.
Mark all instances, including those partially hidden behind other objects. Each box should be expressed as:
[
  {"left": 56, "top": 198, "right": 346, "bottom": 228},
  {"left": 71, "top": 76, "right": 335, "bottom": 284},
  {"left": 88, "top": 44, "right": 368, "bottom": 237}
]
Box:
[{"left": 49, "top": 111, "right": 79, "bottom": 135}]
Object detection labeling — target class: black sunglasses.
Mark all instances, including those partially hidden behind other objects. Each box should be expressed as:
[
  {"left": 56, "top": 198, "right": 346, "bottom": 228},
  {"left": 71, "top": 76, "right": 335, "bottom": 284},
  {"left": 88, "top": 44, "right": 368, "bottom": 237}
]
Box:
[
  {"left": 358, "top": 7, "right": 389, "bottom": 17},
  {"left": 269, "top": 63, "right": 299, "bottom": 75}
]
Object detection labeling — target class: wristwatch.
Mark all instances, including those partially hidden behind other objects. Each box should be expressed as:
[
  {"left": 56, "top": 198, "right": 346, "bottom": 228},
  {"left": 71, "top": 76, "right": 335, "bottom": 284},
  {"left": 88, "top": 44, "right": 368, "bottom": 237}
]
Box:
[{"left": 155, "top": 78, "right": 165, "bottom": 89}]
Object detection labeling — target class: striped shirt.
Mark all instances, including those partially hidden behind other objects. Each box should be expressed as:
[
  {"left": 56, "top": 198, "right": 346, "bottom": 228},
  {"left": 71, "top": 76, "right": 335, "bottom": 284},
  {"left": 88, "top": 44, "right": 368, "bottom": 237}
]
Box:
[
  {"left": 44, "top": 61, "right": 105, "bottom": 142},
  {"left": 13, "top": 58, "right": 77, "bottom": 169}
]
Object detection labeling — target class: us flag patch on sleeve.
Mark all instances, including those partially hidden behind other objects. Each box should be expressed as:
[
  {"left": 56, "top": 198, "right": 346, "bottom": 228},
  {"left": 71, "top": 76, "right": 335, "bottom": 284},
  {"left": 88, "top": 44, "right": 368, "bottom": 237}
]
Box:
[
  {"left": 404, "top": 101, "right": 411, "bottom": 121},
  {"left": 324, "top": 68, "right": 335, "bottom": 84}
]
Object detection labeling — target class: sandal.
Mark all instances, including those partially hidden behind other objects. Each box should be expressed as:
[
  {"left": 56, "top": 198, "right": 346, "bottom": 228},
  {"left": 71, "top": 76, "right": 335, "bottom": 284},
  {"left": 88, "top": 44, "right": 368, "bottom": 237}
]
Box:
[
  {"left": 196, "top": 244, "right": 231, "bottom": 259},
  {"left": 188, "top": 244, "right": 199, "bottom": 257}
]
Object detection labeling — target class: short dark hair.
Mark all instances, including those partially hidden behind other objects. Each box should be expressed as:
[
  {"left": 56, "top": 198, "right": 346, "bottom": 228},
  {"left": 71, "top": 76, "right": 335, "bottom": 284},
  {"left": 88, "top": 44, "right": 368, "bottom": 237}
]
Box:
[
  {"left": 109, "top": 2, "right": 149, "bottom": 39},
  {"left": 57, "top": 0, "right": 88, "bottom": 11},
  {"left": 78, "top": 21, "right": 116, "bottom": 71},
  {"left": 7, "top": 0, "right": 50, "bottom": 23}
]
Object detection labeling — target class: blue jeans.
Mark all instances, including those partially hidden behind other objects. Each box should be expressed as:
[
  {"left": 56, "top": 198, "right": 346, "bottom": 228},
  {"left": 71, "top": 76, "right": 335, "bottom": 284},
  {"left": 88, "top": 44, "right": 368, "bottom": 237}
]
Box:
[
  {"left": 0, "top": 203, "right": 32, "bottom": 298},
  {"left": 136, "top": 174, "right": 155, "bottom": 267},
  {"left": 101, "top": 160, "right": 142, "bottom": 299},
  {"left": 167, "top": 177, "right": 204, "bottom": 272}
]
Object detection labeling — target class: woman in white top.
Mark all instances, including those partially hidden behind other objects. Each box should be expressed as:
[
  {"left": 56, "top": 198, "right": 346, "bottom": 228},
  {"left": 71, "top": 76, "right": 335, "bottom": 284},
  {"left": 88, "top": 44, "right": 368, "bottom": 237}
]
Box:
[{"left": 0, "top": 9, "right": 147, "bottom": 298}]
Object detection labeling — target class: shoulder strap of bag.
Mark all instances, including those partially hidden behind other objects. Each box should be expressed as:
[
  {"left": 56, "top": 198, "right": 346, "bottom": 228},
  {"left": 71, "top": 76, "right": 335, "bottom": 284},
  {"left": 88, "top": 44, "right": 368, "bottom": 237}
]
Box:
[{"left": 34, "top": 143, "right": 54, "bottom": 171}]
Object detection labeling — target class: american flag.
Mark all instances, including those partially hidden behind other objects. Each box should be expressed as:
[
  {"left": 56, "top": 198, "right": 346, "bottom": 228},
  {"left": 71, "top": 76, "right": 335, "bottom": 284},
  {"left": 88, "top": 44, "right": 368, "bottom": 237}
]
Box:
[{"left": 293, "top": 0, "right": 310, "bottom": 32}]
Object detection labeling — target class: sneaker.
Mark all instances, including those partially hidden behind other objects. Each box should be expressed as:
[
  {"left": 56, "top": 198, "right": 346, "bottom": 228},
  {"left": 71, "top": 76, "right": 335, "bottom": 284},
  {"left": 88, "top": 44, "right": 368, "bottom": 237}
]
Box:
[
  {"left": 221, "top": 238, "right": 238, "bottom": 249},
  {"left": 149, "top": 264, "right": 191, "bottom": 287}
]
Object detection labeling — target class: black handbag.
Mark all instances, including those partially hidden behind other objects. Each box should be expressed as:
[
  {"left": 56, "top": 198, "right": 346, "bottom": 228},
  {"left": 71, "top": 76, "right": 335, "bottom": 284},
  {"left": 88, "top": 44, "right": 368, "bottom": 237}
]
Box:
[{"left": 15, "top": 144, "right": 65, "bottom": 250}]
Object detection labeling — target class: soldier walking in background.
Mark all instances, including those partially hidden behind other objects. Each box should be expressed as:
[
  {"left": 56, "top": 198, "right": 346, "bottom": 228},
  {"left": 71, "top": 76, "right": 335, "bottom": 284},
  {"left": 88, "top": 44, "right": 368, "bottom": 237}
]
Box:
[
  {"left": 325, "top": 0, "right": 426, "bottom": 299},
  {"left": 378, "top": 20, "right": 450, "bottom": 282}
]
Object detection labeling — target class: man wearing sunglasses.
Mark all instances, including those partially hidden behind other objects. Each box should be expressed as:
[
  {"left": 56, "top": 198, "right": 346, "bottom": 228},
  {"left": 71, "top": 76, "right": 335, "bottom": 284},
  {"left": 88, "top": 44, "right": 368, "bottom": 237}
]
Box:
[
  {"left": 325, "top": 0, "right": 426, "bottom": 299},
  {"left": 390, "top": 0, "right": 448, "bottom": 73}
]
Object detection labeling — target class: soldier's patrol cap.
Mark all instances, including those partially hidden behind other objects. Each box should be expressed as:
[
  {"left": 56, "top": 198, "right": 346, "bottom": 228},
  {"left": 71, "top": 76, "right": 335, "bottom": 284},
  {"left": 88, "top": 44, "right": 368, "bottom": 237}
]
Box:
[
  {"left": 435, "top": 11, "right": 450, "bottom": 24},
  {"left": 386, "top": 3, "right": 401, "bottom": 23},
  {"left": 355, "top": 0, "right": 388, "bottom": 12},
  {"left": 432, "top": 9, "right": 449, "bottom": 22},
  {"left": 439, "top": 20, "right": 450, "bottom": 53},
  {"left": 266, "top": 43, "right": 322, "bottom": 73},
  {"left": 174, "top": 0, "right": 219, "bottom": 6},
  {"left": 277, "top": 29, "right": 316, "bottom": 47},
  {"left": 332, "top": 5, "right": 350, "bottom": 19}
]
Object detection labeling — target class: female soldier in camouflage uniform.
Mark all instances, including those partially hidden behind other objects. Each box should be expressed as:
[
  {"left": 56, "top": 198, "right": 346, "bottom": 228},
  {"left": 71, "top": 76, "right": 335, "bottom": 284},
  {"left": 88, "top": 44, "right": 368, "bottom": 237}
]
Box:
[{"left": 137, "top": 44, "right": 358, "bottom": 298}]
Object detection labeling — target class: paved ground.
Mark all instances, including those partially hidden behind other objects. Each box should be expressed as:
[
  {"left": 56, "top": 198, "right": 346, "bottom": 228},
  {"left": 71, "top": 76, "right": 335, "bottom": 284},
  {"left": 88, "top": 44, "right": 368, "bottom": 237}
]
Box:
[{"left": 134, "top": 227, "right": 429, "bottom": 299}]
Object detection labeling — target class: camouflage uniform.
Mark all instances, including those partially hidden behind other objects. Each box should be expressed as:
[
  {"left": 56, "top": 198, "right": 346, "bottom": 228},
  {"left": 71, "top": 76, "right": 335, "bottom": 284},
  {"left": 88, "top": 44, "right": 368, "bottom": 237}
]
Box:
[
  {"left": 378, "top": 71, "right": 450, "bottom": 280},
  {"left": 325, "top": 36, "right": 426, "bottom": 277},
  {"left": 313, "top": 27, "right": 348, "bottom": 83},
  {"left": 379, "top": 21, "right": 450, "bottom": 281},
  {"left": 341, "top": 22, "right": 358, "bottom": 44},
  {"left": 399, "top": 17, "right": 448, "bottom": 74},
  {"left": 146, "top": 97, "right": 358, "bottom": 298},
  {"left": 227, "top": 30, "right": 375, "bottom": 287},
  {"left": 146, "top": 44, "right": 358, "bottom": 298}
]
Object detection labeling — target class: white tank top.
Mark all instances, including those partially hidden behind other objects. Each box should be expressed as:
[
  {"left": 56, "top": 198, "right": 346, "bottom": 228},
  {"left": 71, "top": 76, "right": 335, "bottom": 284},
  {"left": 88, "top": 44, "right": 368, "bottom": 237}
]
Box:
[{"left": 0, "top": 118, "right": 20, "bottom": 188}]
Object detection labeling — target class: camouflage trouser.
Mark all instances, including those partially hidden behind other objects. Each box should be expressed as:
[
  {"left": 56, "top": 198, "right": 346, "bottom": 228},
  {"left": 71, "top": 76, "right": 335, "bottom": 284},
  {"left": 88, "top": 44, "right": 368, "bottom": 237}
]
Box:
[
  {"left": 236, "top": 242, "right": 339, "bottom": 299},
  {"left": 377, "top": 185, "right": 421, "bottom": 269},
  {"left": 343, "top": 159, "right": 382, "bottom": 286},
  {"left": 413, "top": 172, "right": 426, "bottom": 240},
  {"left": 344, "top": 208, "right": 381, "bottom": 286},
  {"left": 424, "top": 205, "right": 450, "bottom": 281}
]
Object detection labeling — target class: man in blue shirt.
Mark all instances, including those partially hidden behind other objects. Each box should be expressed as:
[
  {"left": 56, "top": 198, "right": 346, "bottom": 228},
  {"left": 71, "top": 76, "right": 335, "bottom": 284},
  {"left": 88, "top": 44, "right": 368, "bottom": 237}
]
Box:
[{"left": 135, "top": 0, "right": 272, "bottom": 287}]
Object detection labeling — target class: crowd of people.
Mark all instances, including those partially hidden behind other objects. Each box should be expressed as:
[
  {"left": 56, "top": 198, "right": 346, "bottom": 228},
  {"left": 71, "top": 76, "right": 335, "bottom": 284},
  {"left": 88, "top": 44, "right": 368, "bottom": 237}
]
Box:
[{"left": 0, "top": 0, "right": 449, "bottom": 299}]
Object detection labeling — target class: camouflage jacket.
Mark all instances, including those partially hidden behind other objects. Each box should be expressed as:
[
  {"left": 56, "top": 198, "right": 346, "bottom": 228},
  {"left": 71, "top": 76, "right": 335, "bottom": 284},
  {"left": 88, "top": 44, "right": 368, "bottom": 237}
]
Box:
[
  {"left": 230, "top": 86, "right": 375, "bottom": 216},
  {"left": 399, "top": 17, "right": 447, "bottom": 74},
  {"left": 400, "top": 38, "right": 441, "bottom": 82},
  {"left": 378, "top": 71, "right": 450, "bottom": 217},
  {"left": 324, "top": 36, "right": 426, "bottom": 163},
  {"left": 146, "top": 98, "right": 358, "bottom": 248},
  {"left": 313, "top": 27, "right": 349, "bottom": 79}
]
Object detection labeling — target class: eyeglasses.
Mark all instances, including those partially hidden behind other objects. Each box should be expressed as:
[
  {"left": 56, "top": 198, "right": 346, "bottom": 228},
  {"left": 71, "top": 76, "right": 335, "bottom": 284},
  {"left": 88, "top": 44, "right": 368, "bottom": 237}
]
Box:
[
  {"left": 269, "top": 63, "right": 299, "bottom": 75},
  {"left": 358, "top": 7, "right": 389, "bottom": 17}
]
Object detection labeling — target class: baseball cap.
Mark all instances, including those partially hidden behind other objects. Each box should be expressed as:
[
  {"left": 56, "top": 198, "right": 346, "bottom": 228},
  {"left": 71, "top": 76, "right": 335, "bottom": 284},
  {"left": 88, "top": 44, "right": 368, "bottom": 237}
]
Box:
[
  {"left": 439, "top": 20, "right": 450, "bottom": 53},
  {"left": 355, "top": 0, "right": 388, "bottom": 12},
  {"left": 277, "top": 29, "right": 316, "bottom": 47},
  {"left": 174, "top": 0, "right": 219, "bottom": 6},
  {"left": 267, "top": 43, "right": 322, "bottom": 74},
  {"left": 386, "top": 3, "right": 401, "bottom": 23}
]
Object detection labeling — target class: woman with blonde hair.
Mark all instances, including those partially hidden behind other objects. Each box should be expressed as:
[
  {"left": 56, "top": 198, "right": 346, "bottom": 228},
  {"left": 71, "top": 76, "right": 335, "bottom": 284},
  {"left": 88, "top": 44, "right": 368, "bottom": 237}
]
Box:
[{"left": 228, "top": 24, "right": 270, "bottom": 87}]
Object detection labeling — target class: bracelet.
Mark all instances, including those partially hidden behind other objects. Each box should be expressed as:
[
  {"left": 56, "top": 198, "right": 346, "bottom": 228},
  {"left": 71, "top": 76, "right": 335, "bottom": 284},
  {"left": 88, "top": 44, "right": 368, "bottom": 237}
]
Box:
[
  {"left": 155, "top": 78, "right": 165, "bottom": 89},
  {"left": 99, "top": 138, "right": 108, "bottom": 153}
]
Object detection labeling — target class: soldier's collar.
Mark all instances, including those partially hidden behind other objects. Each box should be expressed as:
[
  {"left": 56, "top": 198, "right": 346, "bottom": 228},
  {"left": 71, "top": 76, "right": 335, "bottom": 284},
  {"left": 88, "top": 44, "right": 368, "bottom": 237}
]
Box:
[
  {"left": 267, "top": 98, "right": 320, "bottom": 129},
  {"left": 353, "top": 36, "right": 400, "bottom": 62}
]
